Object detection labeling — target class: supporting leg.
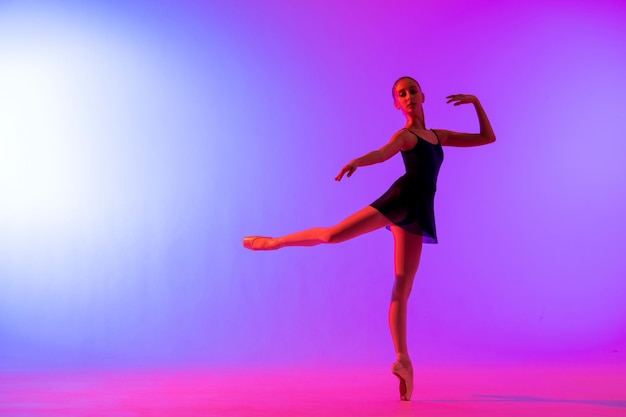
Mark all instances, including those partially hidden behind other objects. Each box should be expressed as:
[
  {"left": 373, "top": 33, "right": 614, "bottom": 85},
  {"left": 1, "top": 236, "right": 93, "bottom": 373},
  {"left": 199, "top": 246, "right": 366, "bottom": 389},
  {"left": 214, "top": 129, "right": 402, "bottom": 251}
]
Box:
[{"left": 388, "top": 225, "right": 422, "bottom": 401}]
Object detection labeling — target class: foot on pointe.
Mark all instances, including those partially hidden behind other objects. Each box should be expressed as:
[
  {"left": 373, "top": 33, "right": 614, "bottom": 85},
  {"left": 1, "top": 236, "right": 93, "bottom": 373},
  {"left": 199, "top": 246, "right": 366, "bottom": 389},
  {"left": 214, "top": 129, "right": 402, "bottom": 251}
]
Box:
[
  {"left": 391, "top": 359, "right": 414, "bottom": 401},
  {"left": 242, "top": 236, "right": 279, "bottom": 250}
]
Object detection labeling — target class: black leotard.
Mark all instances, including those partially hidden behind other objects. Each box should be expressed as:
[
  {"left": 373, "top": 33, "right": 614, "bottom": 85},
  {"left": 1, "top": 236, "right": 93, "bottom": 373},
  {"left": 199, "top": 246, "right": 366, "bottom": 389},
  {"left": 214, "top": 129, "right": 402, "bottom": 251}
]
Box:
[{"left": 370, "top": 129, "right": 444, "bottom": 243}]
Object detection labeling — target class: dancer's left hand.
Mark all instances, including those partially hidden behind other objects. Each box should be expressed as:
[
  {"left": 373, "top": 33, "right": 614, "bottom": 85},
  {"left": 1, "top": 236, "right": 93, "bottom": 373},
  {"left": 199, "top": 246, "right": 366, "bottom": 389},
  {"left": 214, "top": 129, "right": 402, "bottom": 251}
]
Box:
[{"left": 446, "top": 94, "right": 479, "bottom": 106}]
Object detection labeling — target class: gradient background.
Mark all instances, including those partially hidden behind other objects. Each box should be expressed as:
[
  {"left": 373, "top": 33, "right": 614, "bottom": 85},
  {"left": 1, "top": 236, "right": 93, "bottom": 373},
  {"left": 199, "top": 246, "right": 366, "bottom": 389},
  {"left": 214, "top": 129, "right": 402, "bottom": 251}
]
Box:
[{"left": 1, "top": 0, "right": 625, "bottom": 371}]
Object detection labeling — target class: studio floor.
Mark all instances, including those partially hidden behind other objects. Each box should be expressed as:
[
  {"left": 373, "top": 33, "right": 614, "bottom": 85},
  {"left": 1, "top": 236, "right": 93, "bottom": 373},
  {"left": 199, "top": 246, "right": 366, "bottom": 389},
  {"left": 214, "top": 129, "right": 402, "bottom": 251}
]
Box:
[{"left": 1, "top": 361, "right": 625, "bottom": 416}]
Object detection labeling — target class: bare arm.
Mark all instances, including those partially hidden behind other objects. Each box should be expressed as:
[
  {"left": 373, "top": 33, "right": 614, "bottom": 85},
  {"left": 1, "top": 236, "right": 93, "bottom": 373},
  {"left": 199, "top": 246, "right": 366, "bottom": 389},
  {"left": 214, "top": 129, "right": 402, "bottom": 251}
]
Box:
[
  {"left": 335, "top": 130, "right": 410, "bottom": 181},
  {"left": 438, "top": 94, "right": 496, "bottom": 147}
]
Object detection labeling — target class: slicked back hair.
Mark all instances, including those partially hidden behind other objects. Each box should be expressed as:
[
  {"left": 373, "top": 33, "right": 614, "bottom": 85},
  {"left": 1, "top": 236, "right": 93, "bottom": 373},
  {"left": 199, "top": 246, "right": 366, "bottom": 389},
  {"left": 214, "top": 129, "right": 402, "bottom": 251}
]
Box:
[{"left": 391, "top": 76, "right": 421, "bottom": 101}]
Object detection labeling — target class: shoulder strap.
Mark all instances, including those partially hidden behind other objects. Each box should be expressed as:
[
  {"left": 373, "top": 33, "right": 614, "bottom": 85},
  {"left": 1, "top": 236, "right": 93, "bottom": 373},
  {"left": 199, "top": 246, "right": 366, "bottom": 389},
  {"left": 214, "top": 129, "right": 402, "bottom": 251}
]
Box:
[
  {"left": 431, "top": 129, "right": 441, "bottom": 145},
  {"left": 404, "top": 129, "right": 420, "bottom": 140}
]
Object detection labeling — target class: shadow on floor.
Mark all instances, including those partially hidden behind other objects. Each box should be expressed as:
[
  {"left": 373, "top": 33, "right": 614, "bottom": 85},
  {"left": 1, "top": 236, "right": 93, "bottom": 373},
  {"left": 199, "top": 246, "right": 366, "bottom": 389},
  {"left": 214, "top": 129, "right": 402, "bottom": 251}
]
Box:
[{"left": 424, "top": 395, "right": 626, "bottom": 409}]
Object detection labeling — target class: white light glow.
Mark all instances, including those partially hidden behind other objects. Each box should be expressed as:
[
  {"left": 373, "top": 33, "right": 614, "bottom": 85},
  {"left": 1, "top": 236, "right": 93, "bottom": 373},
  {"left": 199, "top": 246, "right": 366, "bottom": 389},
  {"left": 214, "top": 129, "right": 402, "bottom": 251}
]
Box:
[
  {"left": 0, "top": 7, "right": 174, "bottom": 295},
  {"left": 0, "top": 8, "right": 166, "bottom": 237},
  {"left": 0, "top": 42, "right": 86, "bottom": 229}
]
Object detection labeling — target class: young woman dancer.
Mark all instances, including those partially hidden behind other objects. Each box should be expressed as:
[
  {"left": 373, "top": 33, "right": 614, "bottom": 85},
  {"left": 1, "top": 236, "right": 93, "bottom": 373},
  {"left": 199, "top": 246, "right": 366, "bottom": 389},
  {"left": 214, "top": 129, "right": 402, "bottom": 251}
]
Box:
[{"left": 243, "top": 76, "right": 496, "bottom": 401}]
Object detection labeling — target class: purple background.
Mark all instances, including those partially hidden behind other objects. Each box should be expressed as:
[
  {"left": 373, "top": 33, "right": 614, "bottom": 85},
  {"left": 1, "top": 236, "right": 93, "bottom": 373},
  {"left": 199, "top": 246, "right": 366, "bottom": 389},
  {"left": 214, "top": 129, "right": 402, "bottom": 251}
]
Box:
[{"left": 1, "top": 0, "right": 625, "bottom": 370}]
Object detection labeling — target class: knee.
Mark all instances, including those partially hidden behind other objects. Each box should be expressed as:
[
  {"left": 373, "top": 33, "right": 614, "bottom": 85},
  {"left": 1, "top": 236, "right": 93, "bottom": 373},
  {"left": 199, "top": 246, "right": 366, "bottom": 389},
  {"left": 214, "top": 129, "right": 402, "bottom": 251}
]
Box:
[
  {"left": 324, "top": 228, "right": 343, "bottom": 244},
  {"left": 319, "top": 228, "right": 334, "bottom": 244},
  {"left": 391, "top": 275, "right": 413, "bottom": 301}
]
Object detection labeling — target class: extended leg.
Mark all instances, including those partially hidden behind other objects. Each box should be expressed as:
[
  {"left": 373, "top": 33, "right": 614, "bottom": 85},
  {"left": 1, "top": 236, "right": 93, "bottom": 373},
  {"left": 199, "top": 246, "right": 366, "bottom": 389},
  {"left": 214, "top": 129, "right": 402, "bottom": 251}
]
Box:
[
  {"left": 243, "top": 206, "right": 390, "bottom": 250},
  {"left": 388, "top": 225, "right": 422, "bottom": 401}
]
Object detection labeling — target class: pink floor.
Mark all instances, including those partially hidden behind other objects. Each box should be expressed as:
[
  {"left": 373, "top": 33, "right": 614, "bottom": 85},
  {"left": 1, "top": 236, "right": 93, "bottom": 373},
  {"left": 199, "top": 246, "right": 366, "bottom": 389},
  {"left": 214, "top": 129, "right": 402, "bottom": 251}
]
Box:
[{"left": 1, "top": 362, "right": 625, "bottom": 416}]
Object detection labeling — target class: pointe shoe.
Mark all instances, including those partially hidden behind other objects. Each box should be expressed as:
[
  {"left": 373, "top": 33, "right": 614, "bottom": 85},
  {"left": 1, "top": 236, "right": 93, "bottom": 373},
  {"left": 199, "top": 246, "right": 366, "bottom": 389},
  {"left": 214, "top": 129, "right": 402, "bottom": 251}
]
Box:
[
  {"left": 392, "top": 359, "right": 414, "bottom": 401},
  {"left": 242, "top": 236, "right": 277, "bottom": 250}
]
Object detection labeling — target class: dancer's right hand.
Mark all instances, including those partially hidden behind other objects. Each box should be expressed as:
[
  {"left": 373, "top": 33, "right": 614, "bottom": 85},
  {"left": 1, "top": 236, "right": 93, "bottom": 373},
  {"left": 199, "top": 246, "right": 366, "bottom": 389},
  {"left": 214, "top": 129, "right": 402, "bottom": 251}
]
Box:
[{"left": 335, "top": 160, "right": 358, "bottom": 181}]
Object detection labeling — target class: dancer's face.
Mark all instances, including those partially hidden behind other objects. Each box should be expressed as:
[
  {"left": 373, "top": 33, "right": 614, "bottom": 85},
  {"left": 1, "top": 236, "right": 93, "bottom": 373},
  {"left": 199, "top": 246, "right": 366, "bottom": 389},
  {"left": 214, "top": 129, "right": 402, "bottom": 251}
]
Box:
[{"left": 393, "top": 79, "right": 424, "bottom": 115}]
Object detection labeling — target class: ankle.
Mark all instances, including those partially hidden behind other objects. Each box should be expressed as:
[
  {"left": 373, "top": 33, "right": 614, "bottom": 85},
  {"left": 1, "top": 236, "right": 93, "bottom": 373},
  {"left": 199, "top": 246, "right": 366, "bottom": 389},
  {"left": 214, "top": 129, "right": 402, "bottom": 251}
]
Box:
[{"left": 397, "top": 353, "right": 411, "bottom": 363}]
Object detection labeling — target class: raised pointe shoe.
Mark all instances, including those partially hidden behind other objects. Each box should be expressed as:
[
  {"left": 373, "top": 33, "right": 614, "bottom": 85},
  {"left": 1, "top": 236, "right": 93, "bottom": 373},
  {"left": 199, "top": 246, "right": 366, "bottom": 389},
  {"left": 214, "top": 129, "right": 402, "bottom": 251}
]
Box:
[
  {"left": 242, "top": 236, "right": 277, "bottom": 250},
  {"left": 392, "top": 359, "right": 414, "bottom": 401}
]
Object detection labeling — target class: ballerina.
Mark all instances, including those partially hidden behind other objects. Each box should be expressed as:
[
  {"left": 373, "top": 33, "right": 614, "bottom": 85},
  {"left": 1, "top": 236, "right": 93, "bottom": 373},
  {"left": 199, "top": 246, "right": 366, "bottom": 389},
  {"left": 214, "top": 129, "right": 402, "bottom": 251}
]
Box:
[{"left": 243, "top": 76, "right": 496, "bottom": 401}]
